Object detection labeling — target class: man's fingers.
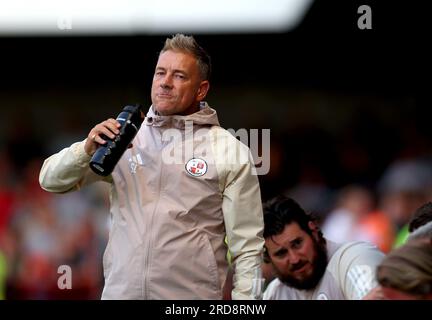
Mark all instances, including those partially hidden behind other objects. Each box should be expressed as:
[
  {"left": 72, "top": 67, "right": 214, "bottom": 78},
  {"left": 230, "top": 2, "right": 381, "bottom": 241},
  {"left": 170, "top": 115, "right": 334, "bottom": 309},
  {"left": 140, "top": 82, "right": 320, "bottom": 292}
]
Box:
[
  {"left": 93, "top": 135, "right": 107, "bottom": 145},
  {"left": 104, "top": 121, "right": 121, "bottom": 135},
  {"left": 94, "top": 120, "right": 121, "bottom": 141},
  {"left": 107, "top": 118, "right": 121, "bottom": 129},
  {"left": 85, "top": 118, "right": 123, "bottom": 155},
  {"left": 99, "top": 126, "right": 117, "bottom": 140}
]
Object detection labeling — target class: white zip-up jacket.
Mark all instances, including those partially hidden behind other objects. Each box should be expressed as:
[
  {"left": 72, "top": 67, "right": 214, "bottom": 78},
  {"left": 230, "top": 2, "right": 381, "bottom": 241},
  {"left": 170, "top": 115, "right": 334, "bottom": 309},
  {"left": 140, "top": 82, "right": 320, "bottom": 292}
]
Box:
[{"left": 39, "top": 103, "right": 265, "bottom": 299}]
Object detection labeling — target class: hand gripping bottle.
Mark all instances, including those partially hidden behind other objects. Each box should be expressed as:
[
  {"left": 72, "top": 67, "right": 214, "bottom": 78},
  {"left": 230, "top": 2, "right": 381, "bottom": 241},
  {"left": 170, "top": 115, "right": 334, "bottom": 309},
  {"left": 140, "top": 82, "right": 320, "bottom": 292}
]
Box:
[{"left": 89, "top": 104, "right": 144, "bottom": 176}]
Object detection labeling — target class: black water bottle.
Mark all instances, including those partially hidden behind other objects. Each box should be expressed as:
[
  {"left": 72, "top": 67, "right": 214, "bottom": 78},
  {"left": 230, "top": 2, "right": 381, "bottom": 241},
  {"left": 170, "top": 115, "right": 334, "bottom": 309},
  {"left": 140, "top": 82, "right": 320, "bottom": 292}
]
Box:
[{"left": 89, "top": 104, "right": 144, "bottom": 176}]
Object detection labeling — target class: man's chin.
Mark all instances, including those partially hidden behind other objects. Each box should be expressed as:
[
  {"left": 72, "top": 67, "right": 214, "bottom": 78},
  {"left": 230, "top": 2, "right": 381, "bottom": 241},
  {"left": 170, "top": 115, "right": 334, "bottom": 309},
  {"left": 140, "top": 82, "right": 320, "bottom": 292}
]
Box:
[
  {"left": 279, "top": 276, "right": 321, "bottom": 290},
  {"left": 155, "top": 104, "right": 176, "bottom": 116},
  {"left": 277, "top": 263, "right": 325, "bottom": 290}
]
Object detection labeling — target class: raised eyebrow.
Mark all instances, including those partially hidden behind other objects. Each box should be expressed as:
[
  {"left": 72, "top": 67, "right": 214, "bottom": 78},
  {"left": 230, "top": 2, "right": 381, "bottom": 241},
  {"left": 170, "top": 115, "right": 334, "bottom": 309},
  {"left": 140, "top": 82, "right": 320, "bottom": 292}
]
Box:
[{"left": 289, "top": 237, "right": 302, "bottom": 246}]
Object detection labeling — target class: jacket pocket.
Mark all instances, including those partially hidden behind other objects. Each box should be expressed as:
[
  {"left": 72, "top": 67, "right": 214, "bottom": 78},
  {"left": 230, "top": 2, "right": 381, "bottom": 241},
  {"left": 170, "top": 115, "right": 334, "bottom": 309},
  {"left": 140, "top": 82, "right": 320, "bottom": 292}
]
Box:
[{"left": 200, "top": 233, "right": 221, "bottom": 294}]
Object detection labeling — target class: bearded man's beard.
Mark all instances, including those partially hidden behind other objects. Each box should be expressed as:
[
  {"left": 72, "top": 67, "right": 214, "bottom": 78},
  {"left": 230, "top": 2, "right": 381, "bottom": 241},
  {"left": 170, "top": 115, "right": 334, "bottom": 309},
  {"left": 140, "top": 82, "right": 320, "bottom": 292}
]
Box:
[{"left": 275, "top": 236, "right": 328, "bottom": 290}]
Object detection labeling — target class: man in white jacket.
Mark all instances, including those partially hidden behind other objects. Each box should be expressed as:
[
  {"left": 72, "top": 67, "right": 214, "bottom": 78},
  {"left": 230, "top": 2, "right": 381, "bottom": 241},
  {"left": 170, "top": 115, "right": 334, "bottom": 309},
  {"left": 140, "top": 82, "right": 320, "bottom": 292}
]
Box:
[{"left": 39, "top": 34, "right": 264, "bottom": 300}]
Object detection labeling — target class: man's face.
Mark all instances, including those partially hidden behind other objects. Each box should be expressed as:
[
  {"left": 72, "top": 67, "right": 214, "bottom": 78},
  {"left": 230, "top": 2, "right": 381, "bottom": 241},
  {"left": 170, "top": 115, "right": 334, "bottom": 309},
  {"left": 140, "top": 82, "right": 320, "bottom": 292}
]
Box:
[
  {"left": 265, "top": 222, "right": 328, "bottom": 290},
  {"left": 151, "top": 50, "right": 209, "bottom": 116}
]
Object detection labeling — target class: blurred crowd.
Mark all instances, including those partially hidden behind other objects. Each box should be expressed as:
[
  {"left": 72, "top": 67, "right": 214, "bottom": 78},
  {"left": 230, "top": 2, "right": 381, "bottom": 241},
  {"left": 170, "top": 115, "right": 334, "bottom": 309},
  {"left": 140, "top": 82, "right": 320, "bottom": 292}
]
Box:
[
  {"left": 1, "top": 108, "right": 432, "bottom": 300},
  {"left": 284, "top": 154, "right": 432, "bottom": 253},
  {"left": 0, "top": 150, "right": 110, "bottom": 299}
]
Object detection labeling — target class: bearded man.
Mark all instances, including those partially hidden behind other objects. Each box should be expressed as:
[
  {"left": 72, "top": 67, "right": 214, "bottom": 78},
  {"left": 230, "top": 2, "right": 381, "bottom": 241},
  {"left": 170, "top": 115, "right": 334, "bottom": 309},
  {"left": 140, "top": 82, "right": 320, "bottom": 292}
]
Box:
[{"left": 263, "top": 196, "right": 384, "bottom": 300}]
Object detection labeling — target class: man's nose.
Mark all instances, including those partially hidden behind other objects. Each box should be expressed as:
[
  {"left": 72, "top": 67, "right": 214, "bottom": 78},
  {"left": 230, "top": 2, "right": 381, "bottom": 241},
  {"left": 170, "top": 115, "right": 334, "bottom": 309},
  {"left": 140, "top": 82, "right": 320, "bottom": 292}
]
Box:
[
  {"left": 160, "top": 74, "right": 173, "bottom": 89},
  {"left": 288, "top": 250, "right": 301, "bottom": 265}
]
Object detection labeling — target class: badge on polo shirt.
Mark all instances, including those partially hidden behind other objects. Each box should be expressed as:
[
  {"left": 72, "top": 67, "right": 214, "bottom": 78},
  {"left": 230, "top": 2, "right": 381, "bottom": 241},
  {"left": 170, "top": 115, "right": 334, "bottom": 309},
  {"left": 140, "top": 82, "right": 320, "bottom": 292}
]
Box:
[{"left": 185, "top": 158, "right": 207, "bottom": 177}]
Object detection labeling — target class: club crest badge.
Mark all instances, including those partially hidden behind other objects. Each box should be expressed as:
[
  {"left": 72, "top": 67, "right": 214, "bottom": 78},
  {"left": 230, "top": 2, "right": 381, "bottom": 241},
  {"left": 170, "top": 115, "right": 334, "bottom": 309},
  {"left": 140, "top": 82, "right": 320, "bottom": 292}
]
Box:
[{"left": 185, "top": 158, "right": 207, "bottom": 177}]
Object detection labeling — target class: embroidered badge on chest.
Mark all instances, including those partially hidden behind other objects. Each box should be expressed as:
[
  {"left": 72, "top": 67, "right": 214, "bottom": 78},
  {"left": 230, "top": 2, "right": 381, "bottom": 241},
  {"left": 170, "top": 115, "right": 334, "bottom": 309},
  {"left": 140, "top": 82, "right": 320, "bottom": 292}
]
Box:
[{"left": 185, "top": 158, "right": 208, "bottom": 177}]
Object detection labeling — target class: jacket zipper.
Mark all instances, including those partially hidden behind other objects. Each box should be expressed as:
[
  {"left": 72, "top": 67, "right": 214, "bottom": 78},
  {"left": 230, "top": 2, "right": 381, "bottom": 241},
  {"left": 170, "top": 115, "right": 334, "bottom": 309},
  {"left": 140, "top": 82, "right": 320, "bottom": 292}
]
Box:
[{"left": 142, "top": 135, "right": 164, "bottom": 299}]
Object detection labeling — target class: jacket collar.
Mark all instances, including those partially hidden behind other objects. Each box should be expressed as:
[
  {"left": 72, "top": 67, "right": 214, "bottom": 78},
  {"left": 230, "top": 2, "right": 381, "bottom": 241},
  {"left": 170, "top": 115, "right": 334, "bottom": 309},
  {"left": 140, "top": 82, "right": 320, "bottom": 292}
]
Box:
[{"left": 144, "top": 102, "right": 220, "bottom": 129}]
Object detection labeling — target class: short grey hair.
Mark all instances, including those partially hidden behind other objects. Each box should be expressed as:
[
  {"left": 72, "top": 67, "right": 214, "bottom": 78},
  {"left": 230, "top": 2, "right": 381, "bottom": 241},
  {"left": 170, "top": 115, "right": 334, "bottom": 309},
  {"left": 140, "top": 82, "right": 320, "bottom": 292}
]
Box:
[{"left": 161, "top": 33, "right": 211, "bottom": 81}]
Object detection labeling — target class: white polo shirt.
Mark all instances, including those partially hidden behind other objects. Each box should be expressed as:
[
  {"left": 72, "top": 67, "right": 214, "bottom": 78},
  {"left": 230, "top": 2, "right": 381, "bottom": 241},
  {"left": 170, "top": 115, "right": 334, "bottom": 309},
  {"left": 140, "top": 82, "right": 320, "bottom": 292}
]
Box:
[{"left": 263, "top": 240, "right": 384, "bottom": 300}]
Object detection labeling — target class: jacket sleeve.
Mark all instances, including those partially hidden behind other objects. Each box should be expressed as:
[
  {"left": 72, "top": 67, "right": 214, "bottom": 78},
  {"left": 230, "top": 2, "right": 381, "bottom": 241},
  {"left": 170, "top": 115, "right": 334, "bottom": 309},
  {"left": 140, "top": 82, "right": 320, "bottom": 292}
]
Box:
[
  {"left": 211, "top": 128, "right": 265, "bottom": 300},
  {"left": 39, "top": 139, "right": 111, "bottom": 193}
]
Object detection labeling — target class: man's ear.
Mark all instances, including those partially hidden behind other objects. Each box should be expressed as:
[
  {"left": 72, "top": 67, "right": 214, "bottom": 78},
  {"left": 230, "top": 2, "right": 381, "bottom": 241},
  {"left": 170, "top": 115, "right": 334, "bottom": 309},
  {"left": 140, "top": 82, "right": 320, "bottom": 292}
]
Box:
[
  {"left": 308, "top": 221, "right": 318, "bottom": 232},
  {"left": 308, "top": 221, "right": 321, "bottom": 240},
  {"left": 197, "top": 80, "right": 210, "bottom": 101},
  {"left": 263, "top": 246, "right": 271, "bottom": 263}
]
